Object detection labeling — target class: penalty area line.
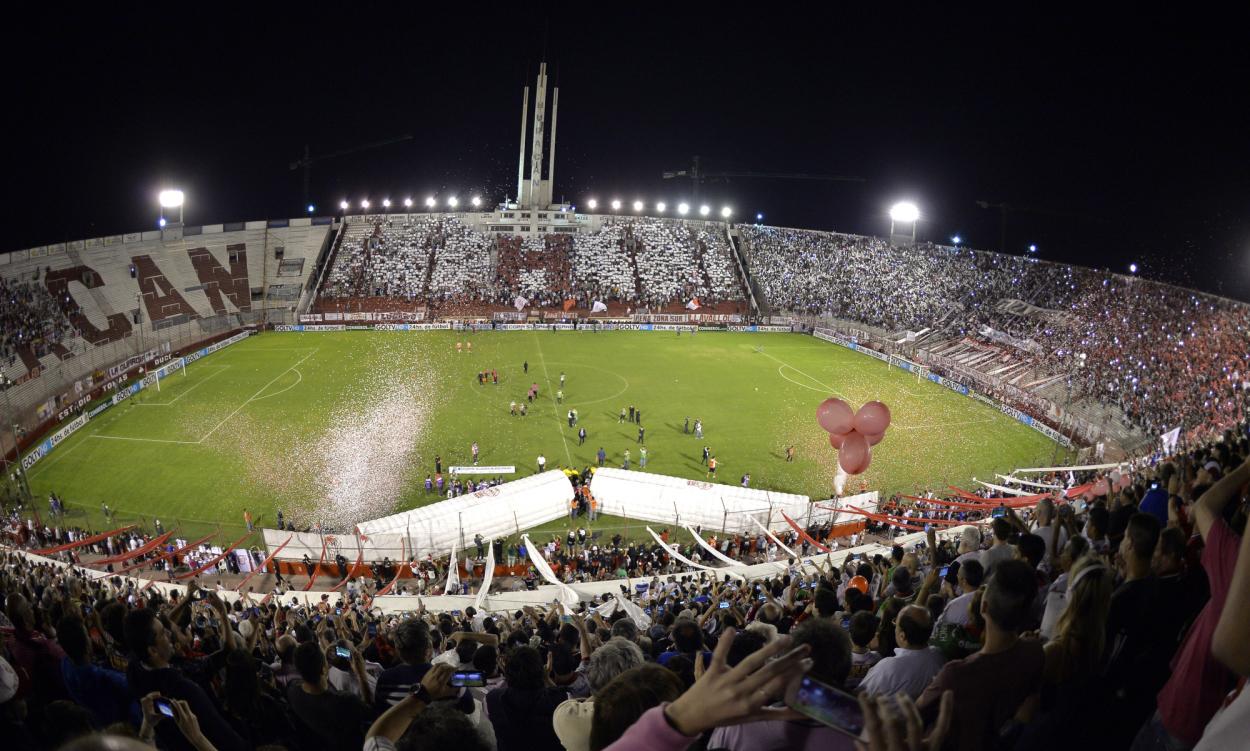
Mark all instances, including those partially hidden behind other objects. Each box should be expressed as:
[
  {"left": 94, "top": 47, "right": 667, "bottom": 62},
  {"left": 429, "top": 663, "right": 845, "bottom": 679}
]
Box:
[{"left": 196, "top": 348, "right": 318, "bottom": 444}]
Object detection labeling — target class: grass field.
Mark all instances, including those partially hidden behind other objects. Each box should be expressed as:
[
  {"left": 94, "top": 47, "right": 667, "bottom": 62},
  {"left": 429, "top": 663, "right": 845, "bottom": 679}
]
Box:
[{"left": 26, "top": 330, "right": 1066, "bottom": 537}]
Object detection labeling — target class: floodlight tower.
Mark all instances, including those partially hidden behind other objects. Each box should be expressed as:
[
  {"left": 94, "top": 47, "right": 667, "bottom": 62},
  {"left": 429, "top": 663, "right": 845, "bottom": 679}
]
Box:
[
  {"left": 888, "top": 201, "right": 920, "bottom": 245},
  {"left": 159, "top": 190, "right": 185, "bottom": 226}
]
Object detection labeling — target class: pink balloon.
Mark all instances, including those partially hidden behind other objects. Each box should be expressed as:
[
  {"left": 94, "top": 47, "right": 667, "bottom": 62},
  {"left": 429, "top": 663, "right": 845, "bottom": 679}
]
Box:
[
  {"left": 829, "top": 432, "right": 846, "bottom": 449},
  {"left": 853, "top": 401, "right": 892, "bottom": 435},
  {"left": 863, "top": 430, "right": 885, "bottom": 446},
  {"left": 817, "top": 398, "right": 855, "bottom": 435},
  {"left": 838, "top": 431, "right": 872, "bottom": 475}
]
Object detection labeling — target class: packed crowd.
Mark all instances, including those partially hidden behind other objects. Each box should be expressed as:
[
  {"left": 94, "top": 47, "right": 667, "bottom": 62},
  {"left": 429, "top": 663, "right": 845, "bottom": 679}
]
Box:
[
  {"left": 322, "top": 217, "right": 493, "bottom": 304},
  {"left": 323, "top": 216, "right": 743, "bottom": 315},
  {"left": 740, "top": 225, "right": 1250, "bottom": 440},
  {"left": 0, "top": 274, "right": 74, "bottom": 368},
  {"left": 2, "top": 416, "right": 1247, "bottom": 750}
]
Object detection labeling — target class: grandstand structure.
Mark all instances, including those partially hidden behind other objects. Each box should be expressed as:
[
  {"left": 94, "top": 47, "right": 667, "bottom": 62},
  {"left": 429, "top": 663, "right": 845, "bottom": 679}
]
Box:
[
  {"left": 2, "top": 62, "right": 1244, "bottom": 474},
  {"left": 0, "top": 218, "right": 332, "bottom": 461}
]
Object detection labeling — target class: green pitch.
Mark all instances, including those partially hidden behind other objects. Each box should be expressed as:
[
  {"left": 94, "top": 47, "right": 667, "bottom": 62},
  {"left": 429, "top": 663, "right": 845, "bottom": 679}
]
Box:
[{"left": 26, "top": 330, "right": 1065, "bottom": 537}]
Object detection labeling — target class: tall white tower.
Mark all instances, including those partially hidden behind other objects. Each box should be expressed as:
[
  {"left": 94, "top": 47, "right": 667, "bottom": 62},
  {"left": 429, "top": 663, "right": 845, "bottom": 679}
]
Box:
[{"left": 515, "top": 63, "right": 559, "bottom": 209}]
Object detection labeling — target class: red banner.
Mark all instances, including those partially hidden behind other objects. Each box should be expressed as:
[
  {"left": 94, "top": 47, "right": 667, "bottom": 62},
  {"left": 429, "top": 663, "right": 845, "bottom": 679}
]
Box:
[
  {"left": 174, "top": 534, "right": 251, "bottom": 580},
  {"left": 235, "top": 534, "right": 292, "bottom": 592},
  {"left": 93, "top": 531, "right": 174, "bottom": 566},
  {"left": 836, "top": 506, "right": 930, "bottom": 531},
  {"left": 303, "top": 536, "right": 329, "bottom": 591},
  {"left": 32, "top": 525, "right": 136, "bottom": 556},
  {"left": 114, "top": 532, "right": 216, "bottom": 576},
  {"left": 779, "top": 511, "right": 830, "bottom": 553}
]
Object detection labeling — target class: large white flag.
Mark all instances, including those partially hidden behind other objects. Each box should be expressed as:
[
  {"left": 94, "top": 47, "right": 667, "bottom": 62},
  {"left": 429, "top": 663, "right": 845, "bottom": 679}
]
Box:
[
  {"left": 685, "top": 297, "right": 701, "bottom": 310},
  {"left": 474, "top": 540, "right": 495, "bottom": 609},
  {"left": 1160, "top": 427, "right": 1181, "bottom": 455},
  {"left": 444, "top": 540, "right": 460, "bottom": 595},
  {"left": 514, "top": 296, "right": 529, "bottom": 311},
  {"left": 591, "top": 300, "right": 608, "bottom": 314}
]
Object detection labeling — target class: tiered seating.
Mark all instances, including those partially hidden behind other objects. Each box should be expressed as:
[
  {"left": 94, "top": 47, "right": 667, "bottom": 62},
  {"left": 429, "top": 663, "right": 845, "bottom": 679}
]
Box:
[
  {"left": 741, "top": 224, "right": 1250, "bottom": 440},
  {"left": 1, "top": 222, "right": 327, "bottom": 395}
]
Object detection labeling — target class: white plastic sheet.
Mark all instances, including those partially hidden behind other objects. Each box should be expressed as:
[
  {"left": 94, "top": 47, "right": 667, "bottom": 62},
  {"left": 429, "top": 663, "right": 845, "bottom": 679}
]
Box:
[{"left": 589, "top": 468, "right": 811, "bottom": 533}]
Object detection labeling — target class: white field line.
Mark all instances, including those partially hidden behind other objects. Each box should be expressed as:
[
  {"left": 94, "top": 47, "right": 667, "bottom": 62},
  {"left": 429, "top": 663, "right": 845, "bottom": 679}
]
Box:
[
  {"left": 531, "top": 332, "right": 573, "bottom": 466},
  {"left": 135, "top": 365, "right": 230, "bottom": 406},
  {"left": 196, "top": 349, "right": 318, "bottom": 443},
  {"left": 250, "top": 368, "right": 303, "bottom": 402}
]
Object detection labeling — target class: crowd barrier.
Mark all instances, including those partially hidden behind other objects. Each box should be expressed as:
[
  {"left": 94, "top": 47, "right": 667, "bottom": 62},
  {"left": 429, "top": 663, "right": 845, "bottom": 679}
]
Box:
[{"left": 4, "top": 523, "right": 973, "bottom": 615}]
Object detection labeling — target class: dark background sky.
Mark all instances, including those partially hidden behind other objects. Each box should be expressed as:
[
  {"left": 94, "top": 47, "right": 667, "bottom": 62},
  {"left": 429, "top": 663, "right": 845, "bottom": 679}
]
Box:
[{"left": 5, "top": 7, "right": 1248, "bottom": 298}]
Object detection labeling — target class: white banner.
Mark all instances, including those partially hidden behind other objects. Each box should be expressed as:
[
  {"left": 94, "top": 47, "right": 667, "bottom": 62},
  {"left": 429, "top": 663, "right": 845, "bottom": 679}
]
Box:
[
  {"left": 449, "top": 465, "right": 516, "bottom": 475},
  {"left": 262, "top": 529, "right": 407, "bottom": 563}
]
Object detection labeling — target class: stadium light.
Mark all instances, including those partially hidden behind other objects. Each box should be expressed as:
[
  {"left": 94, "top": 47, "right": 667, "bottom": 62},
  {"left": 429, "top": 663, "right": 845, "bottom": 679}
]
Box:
[
  {"left": 678, "top": 203, "right": 690, "bottom": 215},
  {"left": 587, "top": 199, "right": 598, "bottom": 210},
  {"left": 656, "top": 202, "right": 666, "bottom": 213},
  {"left": 610, "top": 199, "right": 621, "bottom": 211},
  {"left": 888, "top": 201, "right": 920, "bottom": 244},
  {"left": 720, "top": 206, "right": 732, "bottom": 219},
  {"left": 1129, "top": 262, "right": 1139, "bottom": 274},
  {"left": 951, "top": 235, "right": 961, "bottom": 244},
  {"left": 425, "top": 196, "right": 436, "bottom": 208},
  {"left": 448, "top": 196, "right": 459, "bottom": 208},
  {"left": 889, "top": 201, "right": 920, "bottom": 223},
  {"left": 158, "top": 217, "right": 167, "bottom": 228},
  {"left": 307, "top": 204, "right": 315, "bottom": 214},
  {"left": 360, "top": 199, "right": 370, "bottom": 210},
  {"left": 403, "top": 197, "right": 413, "bottom": 208},
  {"left": 339, "top": 200, "right": 350, "bottom": 211},
  {"left": 1028, "top": 243, "right": 1037, "bottom": 253},
  {"left": 157, "top": 189, "right": 185, "bottom": 226},
  {"left": 699, "top": 205, "right": 711, "bottom": 217},
  {"left": 471, "top": 196, "right": 482, "bottom": 208},
  {"left": 756, "top": 213, "right": 764, "bottom": 222},
  {"left": 382, "top": 199, "right": 392, "bottom": 209},
  {"left": 632, "top": 200, "right": 644, "bottom": 212}
]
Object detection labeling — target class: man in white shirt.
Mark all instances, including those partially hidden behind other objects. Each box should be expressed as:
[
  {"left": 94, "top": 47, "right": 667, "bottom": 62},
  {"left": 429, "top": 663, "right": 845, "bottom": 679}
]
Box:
[
  {"left": 937, "top": 560, "right": 985, "bottom": 628},
  {"left": 1031, "top": 498, "right": 1068, "bottom": 571},
  {"left": 858, "top": 605, "right": 946, "bottom": 698},
  {"left": 980, "top": 517, "right": 1015, "bottom": 576}
]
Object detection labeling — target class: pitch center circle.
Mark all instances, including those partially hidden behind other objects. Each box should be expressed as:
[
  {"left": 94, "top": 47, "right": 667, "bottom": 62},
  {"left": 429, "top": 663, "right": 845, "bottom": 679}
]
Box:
[{"left": 468, "top": 360, "right": 630, "bottom": 408}]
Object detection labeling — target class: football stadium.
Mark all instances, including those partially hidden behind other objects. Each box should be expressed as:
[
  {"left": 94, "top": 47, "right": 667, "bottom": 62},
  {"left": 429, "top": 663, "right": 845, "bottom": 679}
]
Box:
[{"left": 2, "top": 16, "right": 1247, "bottom": 751}]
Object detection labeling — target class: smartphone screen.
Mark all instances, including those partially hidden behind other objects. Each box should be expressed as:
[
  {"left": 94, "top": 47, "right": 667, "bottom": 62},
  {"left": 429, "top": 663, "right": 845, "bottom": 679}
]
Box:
[
  {"left": 450, "top": 670, "right": 486, "bottom": 688},
  {"left": 367, "top": 623, "right": 378, "bottom": 637},
  {"left": 939, "top": 566, "right": 950, "bottom": 578},
  {"left": 718, "top": 601, "right": 730, "bottom": 609},
  {"left": 785, "top": 675, "right": 864, "bottom": 737},
  {"left": 154, "top": 698, "right": 176, "bottom": 719},
  {"left": 335, "top": 646, "right": 351, "bottom": 659},
  {"left": 992, "top": 507, "right": 1006, "bottom": 518}
]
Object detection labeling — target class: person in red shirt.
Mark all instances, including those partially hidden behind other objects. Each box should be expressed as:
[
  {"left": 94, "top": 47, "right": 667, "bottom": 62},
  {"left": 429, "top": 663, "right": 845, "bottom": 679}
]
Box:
[{"left": 1133, "top": 456, "right": 1245, "bottom": 749}]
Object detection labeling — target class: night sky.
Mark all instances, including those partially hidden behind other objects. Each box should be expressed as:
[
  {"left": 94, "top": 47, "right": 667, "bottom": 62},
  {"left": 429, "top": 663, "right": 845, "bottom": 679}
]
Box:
[{"left": 6, "top": 8, "right": 1247, "bottom": 299}]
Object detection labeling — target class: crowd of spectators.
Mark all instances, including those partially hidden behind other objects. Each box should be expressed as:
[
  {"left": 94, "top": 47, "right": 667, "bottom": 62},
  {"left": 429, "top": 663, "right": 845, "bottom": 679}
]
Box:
[
  {"left": 740, "top": 225, "right": 1250, "bottom": 441},
  {"left": 2, "top": 418, "right": 1247, "bottom": 750},
  {"left": 323, "top": 216, "right": 744, "bottom": 316},
  {"left": 0, "top": 273, "right": 74, "bottom": 369}
]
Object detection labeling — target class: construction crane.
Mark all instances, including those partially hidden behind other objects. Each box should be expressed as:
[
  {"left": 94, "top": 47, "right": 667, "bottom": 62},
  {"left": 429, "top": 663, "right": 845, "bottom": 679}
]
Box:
[
  {"left": 662, "top": 155, "right": 864, "bottom": 202},
  {"left": 290, "top": 134, "right": 415, "bottom": 209}
]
